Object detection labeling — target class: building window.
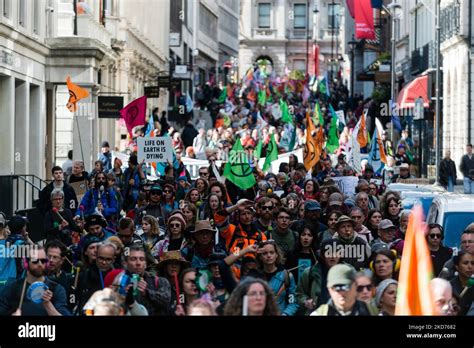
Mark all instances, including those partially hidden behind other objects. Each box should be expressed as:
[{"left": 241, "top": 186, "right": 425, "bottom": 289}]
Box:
[
  {"left": 200, "top": 4, "right": 218, "bottom": 40},
  {"left": 3, "top": 0, "right": 10, "bottom": 18},
  {"left": 294, "top": 4, "right": 307, "bottom": 29},
  {"left": 33, "top": 0, "right": 39, "bottom": 34},
  {"left": 104, "top": 0, "right": 113, "bottom": 16},
  {"left": 258, "top": 3, "right": 271, "bottom": 28},
  {"left": 328, "top": 3, "right": 340, "bottom": 29},
  {"left": 19, "top": 0, "right": 26, "bottom": 27},
  {"left": 293, "top": 59, "right": 306, "bottom": 72}
]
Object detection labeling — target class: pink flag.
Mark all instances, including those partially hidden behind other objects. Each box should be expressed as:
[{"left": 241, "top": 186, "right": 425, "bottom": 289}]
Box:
[
  {"left": 355, "top": 0, "right": 375, "bottom": 40},
  {"left": 346, "top": 0, "right": 355, "bottom": 19},
  {"left": 120, "top": 96, "right": 147, "bottom": 136}
]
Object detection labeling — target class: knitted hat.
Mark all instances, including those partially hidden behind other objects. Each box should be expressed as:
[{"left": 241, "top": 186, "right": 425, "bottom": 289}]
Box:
[
  {"left": 167, "top": 212, "right": 186, "bottom": 229},
  {"left": 375, "top": 279, "right": 398, "bottom": 307},
  {"left": 104, "top": 269, "right": 126, "bottom": 288}
]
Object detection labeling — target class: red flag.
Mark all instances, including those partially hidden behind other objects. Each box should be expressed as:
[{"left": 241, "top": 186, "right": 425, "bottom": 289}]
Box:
[
  {"left": 355, "top": 0, "right": 375, "bottom": 40},
  {"left": 120, "top": 96, "right": 147, "bottom": 136}
]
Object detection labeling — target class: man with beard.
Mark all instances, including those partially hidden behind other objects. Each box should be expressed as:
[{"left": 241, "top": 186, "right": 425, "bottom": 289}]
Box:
[
  {"left": 124, "top": 245, "right": 171, "bottom": 315},
  {"left": 0, "top": 246, "right": 70, "bottom": 315},
  {"left": 254, "top": 197, "right": 276, "bottom": 237},
  {"left": 77, "top": 172, "right": 118, "bottom": 221},
  {"left": 38, "top": 166, "right": 78, "bottom": 216}
]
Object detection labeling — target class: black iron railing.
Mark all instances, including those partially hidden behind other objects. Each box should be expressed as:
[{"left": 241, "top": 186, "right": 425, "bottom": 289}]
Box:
[{"left": 0, "top": 175, "right": 48, "bottom": 217}]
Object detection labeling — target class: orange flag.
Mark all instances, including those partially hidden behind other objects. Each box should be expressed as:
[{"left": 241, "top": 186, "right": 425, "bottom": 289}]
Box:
[
  {"left": 395, "top": 206, "right": 435, "bottom": 315},
  {"left": 66, "top": 76, "right": 90, "bottom": 112},
  {"left": 303, "top": 112, "right": 319, "bottom": 171},
  {"left": 357, "top": 112, "right": 368, "bottom": 148}
]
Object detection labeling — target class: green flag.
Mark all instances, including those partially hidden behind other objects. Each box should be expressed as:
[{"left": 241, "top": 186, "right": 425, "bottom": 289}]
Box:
[
  {"left": 258, "top": 89, "right": 266, "bottom": 106},
  {"left": 254, "top": 139, "right": 263, "bottom": 160},
  {"left": 223, "top": 139, "right": 256, "bottom": 190},
  {"left": 263, "top": 134, "right": 278, "bottom": 172},
  {"left": 315, "top": 102, "right": 324, "bottom": 126},
  {"left": 326, "top": 115, "right": 339, "bottom": 154},
  {"left": 319, "top": 76, "right": 330, "bottom": 97},
  {"left": 288, "top": 124, "right": 297, "bottom": 152},
  {"left": 280, "top": 99, "right": 293, "bottom": 124},
  {"left": 217, "top": 87, "right": 227, "bottom": 104}
]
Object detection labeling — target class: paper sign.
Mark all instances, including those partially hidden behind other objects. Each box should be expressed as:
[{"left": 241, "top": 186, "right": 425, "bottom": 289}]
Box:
[
  {"left": 137, "top": 137, "right": 172, "bottom": 163},
  {"left": 69, "top": 181, "right": 88, "bottom": 203},
  {"left": 332, "top": 176, "right": 359, "bottom": 196}
]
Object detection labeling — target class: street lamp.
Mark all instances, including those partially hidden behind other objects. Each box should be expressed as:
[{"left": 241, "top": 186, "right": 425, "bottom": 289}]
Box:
[
  {"left": 386, "top": 2, "right": 402, "bottom": 148},
  {"left": 348, "top": 35, "right": 358, "bottom": 99}
]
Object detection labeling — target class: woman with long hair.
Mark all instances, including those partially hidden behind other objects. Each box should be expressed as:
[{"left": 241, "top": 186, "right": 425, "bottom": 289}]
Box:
[
  {"left": 366, "top": 209, "right": 383, "bottom": 241},
  {"left": 161, "top": 184, "right": 179, "bottom": 220},
  {"left": 382, "top": 197, "right": 401, "bottom": 228},
  {"left": 370, "top": 249, "right": 400, "bottom": 286},
  {"left": 285, "top": 225, "right": 318, "bottom": 284},
  {"left": 208, "top": 182, "right": 230, "bottom": 207},
  {"left": 356, "top": 271, "right": 375, "bottom": 306},
  {"left": 195, "top": 178, "right": 209, "bottom": 198},
  {"left": 249, "top": 240, "right": 299, "bottom": 316},
  {"left": 180, "top": 201, "right": 197, "bottom": 238},
  {"left": 139, "top": 215, "right": 163, "bottom": 256},
  {"left": 303, "top": 179, "right": 319, "bottom": 201},
  {"left": 450, "top": 250, "right": 474, "bottom": 298},
  {"left": 201, "top": 193, "right": 223, "bottom": 220},
  {"left": 175, "top": 268, "right": 199, "bottom": 316},
  {"left": 223, "top": 277, "right": 280, "bottom": 316},
  {"left": 184, "top": 188, "right": 201, "bottom": 207}
]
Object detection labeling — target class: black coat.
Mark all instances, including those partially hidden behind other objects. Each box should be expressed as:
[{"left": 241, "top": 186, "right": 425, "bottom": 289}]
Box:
[
  {"left": 38, "top": 182, "right": 78, "bottom": 216},
  {"left": 75, "top": 264, "right": 112, "bottom": 315},
  {"left": 181, "top": 124, "right": 198, "bottom": 149},
  {"left": 439, "top": 158, "right": 457, "bottom": 186}
]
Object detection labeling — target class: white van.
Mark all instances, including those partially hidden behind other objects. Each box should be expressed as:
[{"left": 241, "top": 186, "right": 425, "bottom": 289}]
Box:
[{"left": 426, "top": 194, "right": 474, "bottom": 248}]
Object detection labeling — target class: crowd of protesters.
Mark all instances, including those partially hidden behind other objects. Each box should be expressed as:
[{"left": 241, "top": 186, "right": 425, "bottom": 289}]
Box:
[{"left": 0, "top": 64, "right": 473, "bottom": 316}]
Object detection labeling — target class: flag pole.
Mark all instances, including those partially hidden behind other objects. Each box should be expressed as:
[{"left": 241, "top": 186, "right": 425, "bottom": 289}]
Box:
[{"left": 75, "top": 113, "right": 86, "bottom": 167}]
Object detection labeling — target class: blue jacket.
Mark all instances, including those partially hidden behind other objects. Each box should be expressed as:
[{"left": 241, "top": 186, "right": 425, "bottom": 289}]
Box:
[
  {"left": 77, "top": 187, "right": 118, "bottom": 218},
  {"left": 99, "top": 151, "right": 112, "bottom": 172},
  {"left": 266, "top": 268, "right": 299, "bottom": 316}
]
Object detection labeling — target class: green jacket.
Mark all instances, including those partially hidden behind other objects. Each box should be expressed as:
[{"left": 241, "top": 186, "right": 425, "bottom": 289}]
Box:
[{"left": 295, "top": 262, "right": 323, "bottom": 315}]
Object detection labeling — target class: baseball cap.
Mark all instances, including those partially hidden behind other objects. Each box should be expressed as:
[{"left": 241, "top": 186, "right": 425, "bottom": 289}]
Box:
[
  {"left": 304, "top": 200, "right": 321, "bottom": 212},
  {"left": 378, "top": 219, "right": 396, "bottom": 230},
  {"left": 327, "top": 264, "right": 357, "bottom": 288},
  {"left": 328, "top": 193, "right": 344, "bottom": 206}
]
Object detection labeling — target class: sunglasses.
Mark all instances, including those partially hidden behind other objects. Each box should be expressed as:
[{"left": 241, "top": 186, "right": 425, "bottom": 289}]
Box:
[
  {"left": 170, "top": 223, "right": 181, "bottom": 228},
  {"left": 357, "top": 284, "right": 373, "bottom": 292},
  {"left": 261, "top": 206, "right": 273, "bottom": 211},
  {"left": 429, "top": 234, "right": 442, "bottom": 239},
  {"left": 164, "top": 190, "right": 172, "bottom": 194},
  {"left": 150, "top": 191, "right": 162, "bottom": 195},
  {"left": 30, "top": 258, "right": 48, "bottom": 265},
  {"left": 332, "top": 284, "right": 351, "bottom": 292},
  {"left": 199, "top": 172, "right": 209, "bottom": 176}
]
